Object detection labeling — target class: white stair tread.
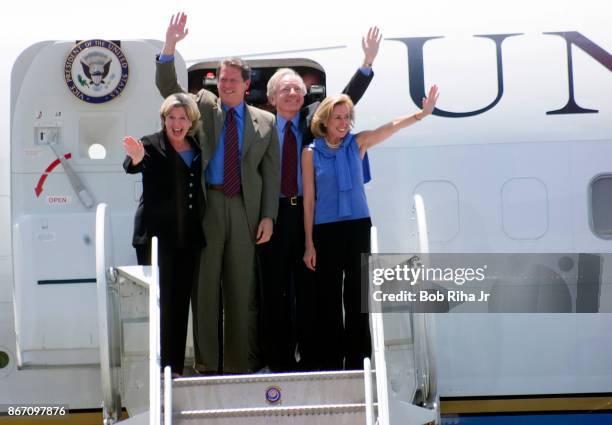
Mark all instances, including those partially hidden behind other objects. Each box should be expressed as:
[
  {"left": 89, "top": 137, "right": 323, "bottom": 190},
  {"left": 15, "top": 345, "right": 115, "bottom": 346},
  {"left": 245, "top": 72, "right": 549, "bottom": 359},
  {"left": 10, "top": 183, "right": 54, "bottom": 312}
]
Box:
[
  {"left": 174, "top": 370, "right": 370, "bottom": 387},
  {"left": 176, "top": 403, "right": 369, "bottom": 418},
  {"left": 170, "top": 370, "right": 375, "bottom": 411}
]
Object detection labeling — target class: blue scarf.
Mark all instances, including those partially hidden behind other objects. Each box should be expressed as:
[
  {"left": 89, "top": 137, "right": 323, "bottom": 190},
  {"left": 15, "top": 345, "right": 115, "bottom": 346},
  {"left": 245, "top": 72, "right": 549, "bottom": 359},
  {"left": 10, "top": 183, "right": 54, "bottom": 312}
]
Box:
[{"left": 315, "top": 135, "right": 355, "bottom": 218}]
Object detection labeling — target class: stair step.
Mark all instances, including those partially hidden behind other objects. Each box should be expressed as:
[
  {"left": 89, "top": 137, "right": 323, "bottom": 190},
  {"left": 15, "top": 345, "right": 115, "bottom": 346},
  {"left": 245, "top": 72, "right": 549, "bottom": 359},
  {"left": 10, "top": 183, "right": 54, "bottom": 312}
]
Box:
[
  {"left": 172, "top": 370, "right": 375, "bottom": 411},
  {"left": 174, "top": 403, "right": 369, "bottom": 425}
]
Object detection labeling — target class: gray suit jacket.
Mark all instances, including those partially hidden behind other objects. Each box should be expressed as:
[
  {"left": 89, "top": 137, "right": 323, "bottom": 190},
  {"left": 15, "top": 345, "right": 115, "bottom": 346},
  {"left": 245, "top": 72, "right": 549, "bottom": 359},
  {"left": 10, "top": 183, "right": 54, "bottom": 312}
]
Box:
[{"left": 156, "top": 59, "right": 280, "bottom": 238}]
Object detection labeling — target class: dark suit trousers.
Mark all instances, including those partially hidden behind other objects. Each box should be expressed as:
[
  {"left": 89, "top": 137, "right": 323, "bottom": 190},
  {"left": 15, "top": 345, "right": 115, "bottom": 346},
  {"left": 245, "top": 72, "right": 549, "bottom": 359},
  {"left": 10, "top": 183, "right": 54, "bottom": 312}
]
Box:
[
  {"left": 259, "top": 197, "right": 316, "bottom": 371},
  {"left": 136, "top": 241, "right": 199, "bottom": 374},
  {"left": 312, "top": 217, "right": 372, "bottom": 370}
]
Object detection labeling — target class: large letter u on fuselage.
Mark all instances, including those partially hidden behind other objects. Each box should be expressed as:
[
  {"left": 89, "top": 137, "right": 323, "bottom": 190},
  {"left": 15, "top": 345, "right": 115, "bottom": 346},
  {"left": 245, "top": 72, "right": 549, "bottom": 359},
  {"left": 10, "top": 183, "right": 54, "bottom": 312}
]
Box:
[{"left": 390, "top": 34, "right": 521, "bottom": 118}]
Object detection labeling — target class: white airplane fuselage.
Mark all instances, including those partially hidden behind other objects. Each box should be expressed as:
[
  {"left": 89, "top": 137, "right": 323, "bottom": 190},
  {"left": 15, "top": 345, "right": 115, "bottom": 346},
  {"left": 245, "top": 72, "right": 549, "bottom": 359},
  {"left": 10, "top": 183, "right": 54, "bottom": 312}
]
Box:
[{"left": 0, "top": 0, "right": 611, "bottom": 411}]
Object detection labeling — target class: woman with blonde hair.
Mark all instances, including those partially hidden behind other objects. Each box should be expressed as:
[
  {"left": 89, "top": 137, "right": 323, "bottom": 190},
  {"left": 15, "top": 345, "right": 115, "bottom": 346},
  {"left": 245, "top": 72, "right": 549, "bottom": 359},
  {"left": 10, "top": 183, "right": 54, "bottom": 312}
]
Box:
[
  {"left": 302, "top": 86, "right": 438, "bottom": 370},
  {"left": 123, "top": 93, "right": 206, "bottom": 377}
]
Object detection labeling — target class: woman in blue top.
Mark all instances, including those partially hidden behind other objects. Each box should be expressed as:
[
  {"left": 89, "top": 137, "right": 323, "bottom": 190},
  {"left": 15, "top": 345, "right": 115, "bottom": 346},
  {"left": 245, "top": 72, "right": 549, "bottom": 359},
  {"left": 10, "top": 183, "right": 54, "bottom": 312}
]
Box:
[{"left": 302, "top": 86, "right": 438, "bottom": 370}]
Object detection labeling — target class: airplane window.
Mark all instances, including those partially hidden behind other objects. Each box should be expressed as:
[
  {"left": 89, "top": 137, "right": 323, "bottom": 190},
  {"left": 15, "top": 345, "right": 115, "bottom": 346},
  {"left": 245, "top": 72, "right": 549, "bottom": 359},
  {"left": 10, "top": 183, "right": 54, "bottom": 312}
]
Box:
[
  {"left": 0, "top": 351, "right": 8, "bottom": 369},
  {"left": 88, "top": 143, "right": 106, "bottom": 160},
  {"left": 590, "top": 174, "right": 612, "bottom": 238}
]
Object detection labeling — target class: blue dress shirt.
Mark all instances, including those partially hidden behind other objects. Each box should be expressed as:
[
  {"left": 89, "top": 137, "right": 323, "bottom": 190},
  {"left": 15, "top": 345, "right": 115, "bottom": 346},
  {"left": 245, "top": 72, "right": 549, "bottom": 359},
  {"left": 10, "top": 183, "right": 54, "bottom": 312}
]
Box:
[
  {"left": 178, "top": 150, "right": 195, "bottom": 167},
  {"left": 158, "top": 54, "right": 246, "bottom": 185},
  {"left": 206, "top": 103, "right": 246, "bottom": 185},
  {"left": 158, "top": 54, "right": 174, "bottom": 63}
]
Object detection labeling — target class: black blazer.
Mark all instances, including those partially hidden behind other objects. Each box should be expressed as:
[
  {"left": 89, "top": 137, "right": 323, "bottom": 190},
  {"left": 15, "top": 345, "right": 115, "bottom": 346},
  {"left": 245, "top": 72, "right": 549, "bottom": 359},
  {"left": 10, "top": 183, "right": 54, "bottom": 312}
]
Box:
[
  {"left": 124, "top": 131, "right": 206, "bottom": 248},
  {"left": 299, "top": 69, "right": 374, "bottom": 146}
]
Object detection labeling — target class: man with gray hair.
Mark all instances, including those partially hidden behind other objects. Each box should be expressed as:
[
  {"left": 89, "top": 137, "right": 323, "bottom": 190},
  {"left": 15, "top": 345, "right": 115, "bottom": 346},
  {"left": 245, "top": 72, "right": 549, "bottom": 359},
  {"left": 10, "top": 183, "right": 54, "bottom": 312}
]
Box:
[
  {"left": 259, "top": 27, "right": 381, "bottom": 371},
  {"left": 156, "top": 12, "right": 279, "bottom": 374}
]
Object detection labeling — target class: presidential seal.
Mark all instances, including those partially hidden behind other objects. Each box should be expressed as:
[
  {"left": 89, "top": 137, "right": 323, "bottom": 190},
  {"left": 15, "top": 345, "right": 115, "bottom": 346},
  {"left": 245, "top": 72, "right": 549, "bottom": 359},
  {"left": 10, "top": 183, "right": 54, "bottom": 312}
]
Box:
[
  {"left": 64, "top": 39, "right": 129, "bottom": 104},
  {"left": 264, "top": 386, "right": 282, "bottom": 404}
]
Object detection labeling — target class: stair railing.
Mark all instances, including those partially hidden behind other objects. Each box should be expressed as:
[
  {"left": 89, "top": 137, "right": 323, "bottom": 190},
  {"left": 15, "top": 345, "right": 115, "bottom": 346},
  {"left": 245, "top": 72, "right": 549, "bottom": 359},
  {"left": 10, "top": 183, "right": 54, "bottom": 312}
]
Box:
[
  {"left": 163, "top": 366, "right": 172, "bottom": 425},
  {"left": 368, "top": 194, "right": 441, "bottom": 425},
  {"left": 95, "top": 203, "right": 121, "bottom": 424},
  {"left": 412, "top": 194, "right": 440, "bottom": 421},
  {"left": 149, "top": 237, "right": 161, "bottom": 425},
  {"left": 364, "top": 357, "right": 376, "bottom": 425},
  {"left": 370, "top": 225, "right": 392, "bottom": 425},
  {"left": 95, "top": 203, "right": 163, "bottom": 424}
]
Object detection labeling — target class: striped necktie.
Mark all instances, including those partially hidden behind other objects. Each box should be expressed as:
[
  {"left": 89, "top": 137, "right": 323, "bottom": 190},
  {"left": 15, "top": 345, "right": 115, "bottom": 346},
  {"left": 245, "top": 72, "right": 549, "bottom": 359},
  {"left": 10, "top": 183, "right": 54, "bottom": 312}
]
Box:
[{"left": 223, "top": 108, "right": 240, "bottom": 197}]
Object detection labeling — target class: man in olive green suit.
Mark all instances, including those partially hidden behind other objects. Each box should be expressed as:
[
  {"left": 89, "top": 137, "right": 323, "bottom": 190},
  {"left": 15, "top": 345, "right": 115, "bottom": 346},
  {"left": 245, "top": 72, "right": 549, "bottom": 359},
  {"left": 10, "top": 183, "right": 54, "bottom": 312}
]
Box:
[{"left": 156, "top": 13, "right": 279, "bottom": 374}]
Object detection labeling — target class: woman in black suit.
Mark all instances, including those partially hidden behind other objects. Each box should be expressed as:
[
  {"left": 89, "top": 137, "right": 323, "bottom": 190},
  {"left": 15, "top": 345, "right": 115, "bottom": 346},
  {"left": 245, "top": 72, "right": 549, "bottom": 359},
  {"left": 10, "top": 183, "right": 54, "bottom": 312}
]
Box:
[{"left": 123, "top": 93, "right": 205, "bottom": 377}]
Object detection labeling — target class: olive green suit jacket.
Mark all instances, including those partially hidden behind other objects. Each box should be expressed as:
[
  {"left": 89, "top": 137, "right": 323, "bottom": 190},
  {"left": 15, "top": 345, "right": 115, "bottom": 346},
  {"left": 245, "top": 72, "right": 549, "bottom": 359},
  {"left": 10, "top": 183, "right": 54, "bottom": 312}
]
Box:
[{"left": 156, "top": 59, "right": 280, "bottom": 238}]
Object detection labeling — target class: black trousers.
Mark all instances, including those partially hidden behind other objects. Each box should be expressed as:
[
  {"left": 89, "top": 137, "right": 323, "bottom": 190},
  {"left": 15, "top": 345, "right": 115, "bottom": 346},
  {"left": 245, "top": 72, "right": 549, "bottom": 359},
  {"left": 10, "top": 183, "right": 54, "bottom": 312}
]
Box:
[
  {"left": 136, "top": 241, "right": 199, "bottom": 374},
  {"left": 258, "top": 197, "right": 315, "bottom": 371},
  {"left": 312, "top": 217, "right": 372, "bottom": 370}
]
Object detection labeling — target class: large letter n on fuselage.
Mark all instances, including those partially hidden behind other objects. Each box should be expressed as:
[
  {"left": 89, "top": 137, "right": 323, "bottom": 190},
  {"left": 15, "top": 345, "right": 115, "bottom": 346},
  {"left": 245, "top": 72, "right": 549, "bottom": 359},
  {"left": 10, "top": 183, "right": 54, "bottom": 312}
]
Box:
[{"left": 544, "top": 31, "right": 612, "bottom": 115}]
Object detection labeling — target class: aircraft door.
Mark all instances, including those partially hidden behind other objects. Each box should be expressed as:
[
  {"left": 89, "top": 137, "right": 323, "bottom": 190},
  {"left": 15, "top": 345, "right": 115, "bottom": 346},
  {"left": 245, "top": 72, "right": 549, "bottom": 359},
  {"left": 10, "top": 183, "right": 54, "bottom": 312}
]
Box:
[{"left": 10, "top": 39, "right": 188, "bottom": 367}]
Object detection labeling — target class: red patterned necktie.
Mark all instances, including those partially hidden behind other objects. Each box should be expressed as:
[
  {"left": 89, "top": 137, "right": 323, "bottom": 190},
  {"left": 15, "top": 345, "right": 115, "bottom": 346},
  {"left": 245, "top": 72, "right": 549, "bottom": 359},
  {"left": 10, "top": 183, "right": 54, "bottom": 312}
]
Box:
[
  {"left": 281, "top": 121, "right": 298, "bottom": 197},
  {"left": 223, "top": 108, "right": 241, "bottom": 197}
]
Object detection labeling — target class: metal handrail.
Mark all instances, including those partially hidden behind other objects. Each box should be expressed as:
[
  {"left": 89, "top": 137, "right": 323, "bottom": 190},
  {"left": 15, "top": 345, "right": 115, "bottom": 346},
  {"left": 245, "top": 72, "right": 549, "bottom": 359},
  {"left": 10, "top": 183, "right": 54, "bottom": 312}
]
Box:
[
  {"left": 363, "top": 358, "right": 375, "bottom": 425},
  {"left": 149, "top": 236, "right": 162, "bottom": 425},
  {"left": 164, "top": 366, "right": 172, "bottom": 425},
  {"left": 412, "top": 194, "right": 439, "bottom": 413},
  {"left": 369, "top": 198, "right": 440, "bottom": 424},
  {"left": 95, "top": 203, "right": 121, "bottom": 424},
  {"left": 413, "top": 195, "right": 429, "bottom": 255},
  {"left": 370, "top": 226, "right": 390, "bottom": 425},
  {"left": 96, "top": 203, "right": 164, "bottom": 424}
]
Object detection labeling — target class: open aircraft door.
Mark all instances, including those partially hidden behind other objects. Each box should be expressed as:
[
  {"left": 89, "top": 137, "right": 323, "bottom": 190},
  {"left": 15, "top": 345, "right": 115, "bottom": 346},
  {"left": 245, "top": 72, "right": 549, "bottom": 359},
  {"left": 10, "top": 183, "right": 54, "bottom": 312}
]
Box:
[{"left": 10, "top": 39, "right": 188, "bottom": 371}]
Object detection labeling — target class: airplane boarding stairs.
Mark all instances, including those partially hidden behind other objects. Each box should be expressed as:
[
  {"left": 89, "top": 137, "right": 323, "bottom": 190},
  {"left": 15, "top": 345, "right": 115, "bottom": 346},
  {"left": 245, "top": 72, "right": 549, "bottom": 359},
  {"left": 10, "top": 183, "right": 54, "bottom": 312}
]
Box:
[
  {"left": 169, "top": 370, "right": 374, "bottom": 424},
  {"left": 95, "top": 202, "right": 439, "bottom": 425}
]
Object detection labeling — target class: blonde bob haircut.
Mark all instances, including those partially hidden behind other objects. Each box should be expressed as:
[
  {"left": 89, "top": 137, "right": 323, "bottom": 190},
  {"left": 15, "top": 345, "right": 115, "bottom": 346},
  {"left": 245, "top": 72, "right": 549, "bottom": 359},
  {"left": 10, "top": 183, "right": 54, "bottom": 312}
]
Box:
[
  {"left": 159, "top": 93, "right": 201, "bottom": 136},
  {"left": 310, "top": 94, "right": 355, "bottom": 139}
]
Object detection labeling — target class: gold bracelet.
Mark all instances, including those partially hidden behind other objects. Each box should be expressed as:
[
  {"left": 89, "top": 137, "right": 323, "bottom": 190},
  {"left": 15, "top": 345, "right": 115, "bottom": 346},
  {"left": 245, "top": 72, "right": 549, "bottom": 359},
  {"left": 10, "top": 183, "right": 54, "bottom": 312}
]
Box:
[{"left": 414, "top": 112, "right": 422, "bottom": 121}]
